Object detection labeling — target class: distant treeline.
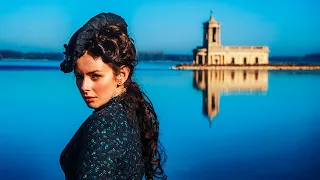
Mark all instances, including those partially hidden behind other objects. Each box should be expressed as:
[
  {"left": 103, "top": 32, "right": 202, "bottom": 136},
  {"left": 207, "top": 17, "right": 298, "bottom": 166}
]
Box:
[
  {"left": 1, "top": 49, "right": 319, "bottom": 62},
  {"left": 270, "top": 53, "right": 320, "bottom": 59},
  {"left": 0, "top": 50, "right": 64, "bottom": 60},
  {"left": 137, "top": 51, "right": 192, "bottom": 61},
  {"left": 269, "top": 54, "right": 320, "bottom": 65},
  {"left": 0, "top": 50, "right": 193, "bottom": 62},
  {"left": 304, "top": 53, "right": 320, "bottom": 58}
]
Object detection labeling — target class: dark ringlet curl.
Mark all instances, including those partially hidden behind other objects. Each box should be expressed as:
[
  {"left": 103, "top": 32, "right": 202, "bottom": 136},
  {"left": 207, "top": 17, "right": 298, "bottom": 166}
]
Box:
[
  {"left": 85, "top": 25, "right": 137, "bottom": 74},
  {"left": 60, "top": 12, "right": 128, "bottom": 73},
  {"left": 60, "top": 12, "right": 167, "bottom": 179}
]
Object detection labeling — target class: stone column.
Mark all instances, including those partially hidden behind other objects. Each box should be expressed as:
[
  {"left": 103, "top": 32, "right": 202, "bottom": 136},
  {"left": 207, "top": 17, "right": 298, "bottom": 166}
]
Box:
[
  {"left": 195, "top": 54, "right": 199, "bottom": 64},
  {"left": 218, "top": 28, "right": 221, "bottom": 45},
  {"left": 208, "top": 26, "right": 213, "bottom": 45},
  {"left": 216, "top": 27, "right": 221, "bottom": 46},
  {"left": 202, "top": 54, "right": 206, "bottom": 65}
]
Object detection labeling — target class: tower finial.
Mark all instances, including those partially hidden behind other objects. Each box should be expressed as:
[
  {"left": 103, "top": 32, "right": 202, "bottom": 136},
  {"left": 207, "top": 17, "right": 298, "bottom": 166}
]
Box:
[{"left": 209, "top": 9, "right": 215, "bottom": 22}]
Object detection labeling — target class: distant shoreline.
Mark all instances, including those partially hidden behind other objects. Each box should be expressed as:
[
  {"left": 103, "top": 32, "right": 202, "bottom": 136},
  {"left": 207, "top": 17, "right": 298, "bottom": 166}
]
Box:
[
  {"left": 172, "top": 64, "right": 320, "bottom": 70},
  {"left": 1, "top": 50, "right": 320, "bottom": 62},
  {"left": 0, "top": 58, "right": 54, "bottom": 61}
]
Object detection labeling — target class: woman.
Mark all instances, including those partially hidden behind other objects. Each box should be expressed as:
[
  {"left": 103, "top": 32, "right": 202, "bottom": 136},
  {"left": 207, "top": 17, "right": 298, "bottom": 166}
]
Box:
[{"left": 59, "top": 12, "right": 166, "bottom": 180}]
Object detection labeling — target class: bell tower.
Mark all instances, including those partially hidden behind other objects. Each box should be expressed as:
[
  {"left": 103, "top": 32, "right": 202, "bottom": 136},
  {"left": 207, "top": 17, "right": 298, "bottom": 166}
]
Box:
[{"left": 203, "top": 10, "right": 221, "bottom": 49}]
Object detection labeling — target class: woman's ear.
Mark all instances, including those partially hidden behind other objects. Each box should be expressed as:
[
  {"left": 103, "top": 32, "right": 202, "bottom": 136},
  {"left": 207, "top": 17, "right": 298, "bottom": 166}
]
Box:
[{"left": 116, "top": 66, "right": 130, "bottom": 86}]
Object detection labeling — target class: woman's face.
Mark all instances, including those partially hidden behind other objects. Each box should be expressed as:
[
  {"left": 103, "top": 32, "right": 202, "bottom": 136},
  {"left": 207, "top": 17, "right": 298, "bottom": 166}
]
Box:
[{"left": 74, "top": 52, "right": 118, "bottom": 109}]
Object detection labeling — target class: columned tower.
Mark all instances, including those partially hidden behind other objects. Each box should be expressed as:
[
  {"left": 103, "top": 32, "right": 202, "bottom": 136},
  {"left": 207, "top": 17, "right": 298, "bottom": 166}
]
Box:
[{"left": 203, "top": 11, "right": 221, "bottom": 49}]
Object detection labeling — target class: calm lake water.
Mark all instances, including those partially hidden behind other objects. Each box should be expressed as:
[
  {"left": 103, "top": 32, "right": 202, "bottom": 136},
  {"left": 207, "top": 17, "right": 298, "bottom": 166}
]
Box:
[{"left": 0, "top": 60, "right": 320, "bottom": 180}]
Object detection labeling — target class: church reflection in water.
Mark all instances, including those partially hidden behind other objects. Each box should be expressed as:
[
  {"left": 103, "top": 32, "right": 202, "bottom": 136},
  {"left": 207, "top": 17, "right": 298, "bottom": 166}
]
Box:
[{"left": 193, "top": 70, "right": 269, "bottom": 125}]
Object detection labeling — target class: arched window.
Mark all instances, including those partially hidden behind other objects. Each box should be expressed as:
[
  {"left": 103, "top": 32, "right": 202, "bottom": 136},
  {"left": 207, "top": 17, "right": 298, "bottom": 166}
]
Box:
[
  {"left": 243, "top": 71, "right": 247, "bottom": 80},
  {"left": 231, "top": 57, "right": 235, "bottom": 64},
  {"left": 255, "top": 57, "right": 259, "bottom": 64},
  {"left": 212, "top": 28, "right": 216, "bottom": 42},
  {"left": 231, "top": 71, "right": 235, "bottom": 80},
  {"left": 244, "top": 57, "right": 247, "bottom": 65}
]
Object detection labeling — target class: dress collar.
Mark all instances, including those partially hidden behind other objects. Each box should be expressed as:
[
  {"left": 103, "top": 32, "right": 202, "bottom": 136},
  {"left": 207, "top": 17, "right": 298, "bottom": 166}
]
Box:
[{"left": 93, "top": 92, "right": 126, "bottom": 112}]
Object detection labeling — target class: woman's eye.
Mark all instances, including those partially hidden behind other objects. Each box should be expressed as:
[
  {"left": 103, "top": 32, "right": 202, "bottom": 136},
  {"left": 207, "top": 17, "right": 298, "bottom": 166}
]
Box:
[{"left": 91, "top": 74, "right": 101, "bottom": 80}]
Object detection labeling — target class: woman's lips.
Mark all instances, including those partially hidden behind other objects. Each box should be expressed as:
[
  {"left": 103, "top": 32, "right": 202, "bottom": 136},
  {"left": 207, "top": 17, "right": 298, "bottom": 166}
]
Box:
[{"left": 84, "top": 97, "right": 95, "bottom": 103}]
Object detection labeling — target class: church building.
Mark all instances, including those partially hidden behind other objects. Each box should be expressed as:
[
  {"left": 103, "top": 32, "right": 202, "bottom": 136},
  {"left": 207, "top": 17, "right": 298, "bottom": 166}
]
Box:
[{"left": 193, "top": 12, "right": 269, "bottom": 65}]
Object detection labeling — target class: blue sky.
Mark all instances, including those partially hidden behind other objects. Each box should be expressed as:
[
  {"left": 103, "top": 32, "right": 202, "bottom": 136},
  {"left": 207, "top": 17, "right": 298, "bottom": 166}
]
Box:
[{"left": 0, "top": 0, "right": 319, "bottom": 56}]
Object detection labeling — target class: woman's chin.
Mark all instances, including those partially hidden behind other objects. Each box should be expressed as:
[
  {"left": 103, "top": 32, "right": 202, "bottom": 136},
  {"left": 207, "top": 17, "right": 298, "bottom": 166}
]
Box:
[{"left": 86, "top": 102, "right": 98, "bottom": 109}]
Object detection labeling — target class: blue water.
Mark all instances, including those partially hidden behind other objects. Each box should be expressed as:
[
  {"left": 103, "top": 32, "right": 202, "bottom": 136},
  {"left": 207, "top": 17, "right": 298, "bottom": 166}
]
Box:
[{"left": 0, "top": 60, "right": 320, "bottom": 180}]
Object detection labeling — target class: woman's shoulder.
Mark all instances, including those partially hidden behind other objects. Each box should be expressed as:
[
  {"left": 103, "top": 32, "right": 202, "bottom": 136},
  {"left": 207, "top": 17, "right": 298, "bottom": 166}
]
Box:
[
  {"left": 91, "top": 99, "right": 126, "bottom": 123},
  {"left": 80, "top": 99, "right": 140, "bottom": 148},
  {"left": 88, "top": 99, "right": 137, "bottom": 130}
]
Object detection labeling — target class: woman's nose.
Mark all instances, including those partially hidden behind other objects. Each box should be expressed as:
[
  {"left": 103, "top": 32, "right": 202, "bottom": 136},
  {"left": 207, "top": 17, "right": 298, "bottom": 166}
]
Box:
[{"left": 80, "top": 77, "right": 92, "bottom": 92}]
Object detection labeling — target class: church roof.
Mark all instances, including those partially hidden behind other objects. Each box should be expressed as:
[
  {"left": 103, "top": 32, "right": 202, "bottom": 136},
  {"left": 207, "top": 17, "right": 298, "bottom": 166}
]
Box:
[
  {"left": 204, "top": 10, "right": 218, "bottom": 24},
  {"left": 209, "top": 14, "right": 216, "bottom": 23}
]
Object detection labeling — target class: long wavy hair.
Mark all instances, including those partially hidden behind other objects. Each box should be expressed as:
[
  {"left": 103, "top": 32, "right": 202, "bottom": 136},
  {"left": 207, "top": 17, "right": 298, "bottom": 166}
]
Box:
[{"left": 65, "top": 24, "right": 167, "bottom": 179}]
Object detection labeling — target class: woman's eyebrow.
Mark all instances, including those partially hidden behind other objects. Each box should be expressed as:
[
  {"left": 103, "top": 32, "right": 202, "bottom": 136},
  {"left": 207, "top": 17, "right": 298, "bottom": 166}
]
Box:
[
  {"left": 87, "top": 70, "right": 101, "bottom": 75},
  {"left": 74, "top": 70, "right": 101, "bottom": 75}
]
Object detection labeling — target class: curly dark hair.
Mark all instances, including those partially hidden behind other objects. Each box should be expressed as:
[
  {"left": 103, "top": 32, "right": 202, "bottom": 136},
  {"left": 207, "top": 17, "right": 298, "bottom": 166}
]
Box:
[{"left": 60, "top": 13, "right": 167, "bottom": 179}]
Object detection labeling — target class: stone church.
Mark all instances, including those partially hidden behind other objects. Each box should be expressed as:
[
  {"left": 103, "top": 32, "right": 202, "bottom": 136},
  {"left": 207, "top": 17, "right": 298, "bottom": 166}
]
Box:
[{"left": 193, "top": 13, "right": 269, "bottom": 65}]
